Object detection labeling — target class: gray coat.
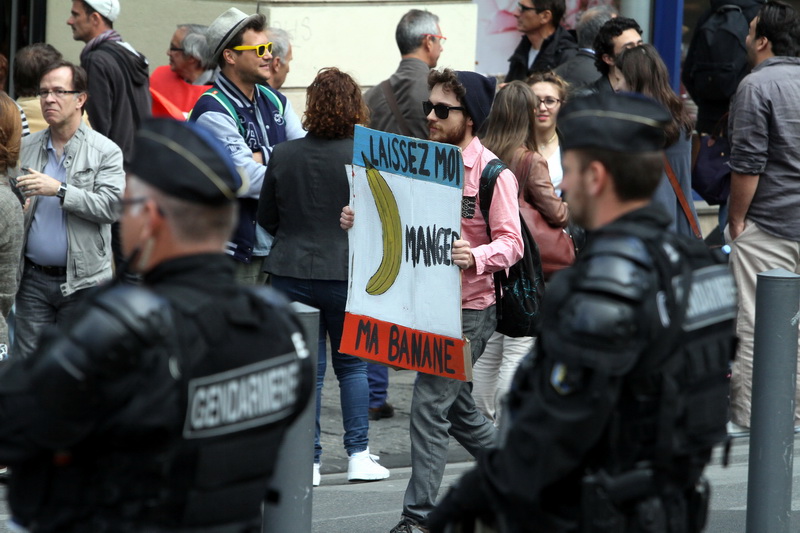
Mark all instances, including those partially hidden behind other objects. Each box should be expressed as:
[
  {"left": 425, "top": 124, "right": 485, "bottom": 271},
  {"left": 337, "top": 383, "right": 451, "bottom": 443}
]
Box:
[{"left": 20, "top": 122, "right": 124, "bottom": 296}]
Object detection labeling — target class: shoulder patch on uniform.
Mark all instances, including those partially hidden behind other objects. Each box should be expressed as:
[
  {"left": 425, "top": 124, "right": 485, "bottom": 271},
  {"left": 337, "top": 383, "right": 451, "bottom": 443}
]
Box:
[
  {"left": 183, "top": 353, "right": 300, "bottom": 439},
  {"left": 550, "top": 362, "right": 581, "bottom": 395}
]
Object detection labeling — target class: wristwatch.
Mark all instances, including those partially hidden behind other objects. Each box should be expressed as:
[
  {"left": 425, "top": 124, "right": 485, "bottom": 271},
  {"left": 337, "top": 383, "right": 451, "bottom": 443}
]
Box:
[{"left": 56, "top": 183, "right": 67, "bottom": 201}]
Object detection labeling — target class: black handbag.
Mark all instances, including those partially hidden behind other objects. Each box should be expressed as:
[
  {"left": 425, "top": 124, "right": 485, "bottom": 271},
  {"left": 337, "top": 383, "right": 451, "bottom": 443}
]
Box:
[{"left": 691, "top": 118, "right": 731, "bottom": 206}]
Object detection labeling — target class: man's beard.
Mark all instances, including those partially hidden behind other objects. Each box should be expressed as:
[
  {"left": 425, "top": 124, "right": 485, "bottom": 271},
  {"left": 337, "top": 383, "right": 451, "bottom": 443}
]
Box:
[{"left": 428, "top": 118, "right": 468, "bottom": 146}]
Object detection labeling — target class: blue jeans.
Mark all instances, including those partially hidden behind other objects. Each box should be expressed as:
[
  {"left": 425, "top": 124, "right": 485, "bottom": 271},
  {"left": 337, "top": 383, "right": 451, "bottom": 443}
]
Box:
[
  {"left": 13, "top": 263, "right": 84, "bottom": 359},
  {"left": 271, "top": 275, "right": 369, "bottom": 463},
  {"left": 403, "top": 306, "right": 499, "bottom": 524},
  {"left": 367, "top": 363, "right": 389, "bottom": 408}
]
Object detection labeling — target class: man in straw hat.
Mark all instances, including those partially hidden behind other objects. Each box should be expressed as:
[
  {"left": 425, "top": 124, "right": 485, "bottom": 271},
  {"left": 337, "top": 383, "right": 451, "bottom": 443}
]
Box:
[{"left": 0, "top": 118, "right": 314, "bottom": 532}]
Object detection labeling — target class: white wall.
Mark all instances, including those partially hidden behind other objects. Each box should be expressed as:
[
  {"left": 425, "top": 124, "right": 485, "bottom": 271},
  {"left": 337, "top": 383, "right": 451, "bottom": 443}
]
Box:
[{"left": 46, "top": 0, "right": 477, "bottom": 113}]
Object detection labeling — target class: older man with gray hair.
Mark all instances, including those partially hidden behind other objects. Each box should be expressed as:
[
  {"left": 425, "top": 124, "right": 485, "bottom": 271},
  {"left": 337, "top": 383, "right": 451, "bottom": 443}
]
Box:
[
  {"left": 150, "top": 24, "right": 216, "bottom": 118},
  {"left": 364, "top": 9, "right": 444, "bottom": 140},
  {"left": 265, "top": 27, "right": 294, "bottom": 91},
  {"left": 554, "top": 4, "right": 617, "bottom": 87}
]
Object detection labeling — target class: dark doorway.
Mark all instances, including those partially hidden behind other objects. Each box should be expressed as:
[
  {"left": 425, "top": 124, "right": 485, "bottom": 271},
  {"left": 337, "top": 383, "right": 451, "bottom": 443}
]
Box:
[{"left": 2, "top": 0, "right": 48, "bottom": 96}]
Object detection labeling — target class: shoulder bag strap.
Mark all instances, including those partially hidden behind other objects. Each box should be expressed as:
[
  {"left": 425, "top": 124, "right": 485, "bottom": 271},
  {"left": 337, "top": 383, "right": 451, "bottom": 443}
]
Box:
[
  {"left": 380, "top": 80, "right": 413, "bottom": 137},
  {"left": 663, "top": 155, "right": 703, "bottom": 239}
]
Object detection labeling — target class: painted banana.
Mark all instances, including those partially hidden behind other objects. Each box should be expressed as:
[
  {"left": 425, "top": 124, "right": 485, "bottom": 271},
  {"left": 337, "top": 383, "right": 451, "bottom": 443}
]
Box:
[{"left": 362, "top": 152, "right": 402, "bottom": 295}]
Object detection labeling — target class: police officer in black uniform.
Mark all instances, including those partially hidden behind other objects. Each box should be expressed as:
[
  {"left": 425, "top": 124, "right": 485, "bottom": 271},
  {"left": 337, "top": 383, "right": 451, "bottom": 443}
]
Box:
[
  {"left": 427, "top": 92, "right": 738, "bottom": 533},
  {"left": 0, "top": 118, "right": 314, "bottom": 532}
]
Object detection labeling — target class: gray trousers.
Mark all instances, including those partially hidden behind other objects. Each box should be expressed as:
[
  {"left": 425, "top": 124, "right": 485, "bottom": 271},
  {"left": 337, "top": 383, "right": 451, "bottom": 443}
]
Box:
[{"left": 403, "top": 306, "right": 498, "bottom": 524}]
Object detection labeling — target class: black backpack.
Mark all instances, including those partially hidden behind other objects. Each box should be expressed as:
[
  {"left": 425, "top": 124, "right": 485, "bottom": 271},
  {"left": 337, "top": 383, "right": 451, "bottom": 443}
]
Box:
[
  {"left": 479, "top": 159, "right": 545, "bottom": 338},
  {"left": 684, "top": 4, "right": 751, "bottom": 102}
]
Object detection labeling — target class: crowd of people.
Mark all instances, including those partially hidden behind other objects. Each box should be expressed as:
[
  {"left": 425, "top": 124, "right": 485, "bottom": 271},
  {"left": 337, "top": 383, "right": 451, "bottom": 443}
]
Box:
[{"left": 0, "top": 0, "right": 795, "bottom": 531}]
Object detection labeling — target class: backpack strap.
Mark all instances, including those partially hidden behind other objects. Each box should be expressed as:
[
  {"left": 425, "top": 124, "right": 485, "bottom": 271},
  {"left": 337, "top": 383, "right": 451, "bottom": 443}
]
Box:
[
  {"left": 190, "top": 88, "right": 245, "bottom": 136},
  {"left": 379, "top": 79, "right": 413, "bottom": 137},
  {"left": 663, "top": 155, "right": 703, "bottom": 239},
  {"left": 257, "top": 85, "right": 285, "bottom": 116},
  {"left": 478, "top": 159, "right": 511, "bottom": 312},
  {"left": 478, "top": 158, "right": 508, "bottom": 239}
]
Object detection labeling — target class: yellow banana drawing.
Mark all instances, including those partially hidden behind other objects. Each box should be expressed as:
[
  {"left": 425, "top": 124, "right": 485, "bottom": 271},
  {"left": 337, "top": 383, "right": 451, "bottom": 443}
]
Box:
[{"left": 362, "top": 152, "right": 402, "bottom": 295}]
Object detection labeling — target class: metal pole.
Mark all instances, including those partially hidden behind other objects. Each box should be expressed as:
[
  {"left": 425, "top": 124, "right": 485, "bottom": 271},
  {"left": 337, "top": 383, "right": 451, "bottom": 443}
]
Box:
[
  {"left": 262, "top": 302, "right": 318, "bottom": 533},
  {"left": 9, "top": 0, "right": 20, "bottom": 98},
  {"left": 745, "top": 269, "right": 800, "bottom": 533}
]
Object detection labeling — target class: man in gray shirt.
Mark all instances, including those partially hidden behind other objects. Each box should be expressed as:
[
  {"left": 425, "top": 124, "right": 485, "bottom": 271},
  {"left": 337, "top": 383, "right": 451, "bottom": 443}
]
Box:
[
  {"left": 364, "top": 9, "right": 444, "bottom": 140},
  {"left": 16, "top": 60, "right": 124, "bottom": 359},
  {"left": 727, "top": 0, "right": 800, "bottom": 431}
]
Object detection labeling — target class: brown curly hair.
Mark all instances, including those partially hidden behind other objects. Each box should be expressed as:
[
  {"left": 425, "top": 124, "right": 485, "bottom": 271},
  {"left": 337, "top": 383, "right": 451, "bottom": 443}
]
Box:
[
  {"left": 0, "top": 92, "right": 22, "bottom": 174},
  {"left": 303, "top": 68, "right": 368, "bottom": 139}
]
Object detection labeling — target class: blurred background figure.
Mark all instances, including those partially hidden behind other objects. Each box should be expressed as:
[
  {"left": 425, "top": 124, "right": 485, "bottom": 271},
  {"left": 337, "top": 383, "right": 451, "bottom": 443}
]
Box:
[
  {"left": 616, "top": 44, "right": 701, "bottom": 238},
  {"left": 150, "top": 24, "right": 213, "bottom": 119},
  {"left": 474, "top": 80, "right": 570, "bottom": 424},
  {"left": 265, "top": 27, "right": 294, "bottom": 91},
  {"left": 258, "top": 67, "right": 390, "bottom": 487},
  {"left": 554, "top": 4, "right": 617, "bottom": 88},
  {"left": 506, "top": 0, "right": 577, "bottom": 82},
  {"left": 13, "top": 44, "right": 64, "bottom": 134}
]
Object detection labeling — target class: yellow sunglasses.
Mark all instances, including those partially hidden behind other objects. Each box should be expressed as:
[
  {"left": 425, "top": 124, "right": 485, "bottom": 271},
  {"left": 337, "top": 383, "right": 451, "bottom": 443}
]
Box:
[{"left": 231, "top": 42, "right": 273, "bottom": 57}]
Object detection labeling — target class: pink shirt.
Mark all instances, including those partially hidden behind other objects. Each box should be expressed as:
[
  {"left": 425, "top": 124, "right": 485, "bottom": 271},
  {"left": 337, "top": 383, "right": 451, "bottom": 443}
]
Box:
[{"left": 460, "top": 136, "right": 524, "bottom": 310}]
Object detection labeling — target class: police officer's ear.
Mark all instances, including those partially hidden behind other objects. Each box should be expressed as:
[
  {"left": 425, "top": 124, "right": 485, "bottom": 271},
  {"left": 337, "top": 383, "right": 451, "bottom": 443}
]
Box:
[{"left": 584, "top": 160, "right": 610, "bottom": 196}]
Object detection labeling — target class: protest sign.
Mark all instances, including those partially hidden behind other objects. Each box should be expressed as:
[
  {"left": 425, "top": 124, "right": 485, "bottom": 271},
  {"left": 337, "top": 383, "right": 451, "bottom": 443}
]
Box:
[{"left": 340, "top": 126, "right": 471, "bottom": 381}]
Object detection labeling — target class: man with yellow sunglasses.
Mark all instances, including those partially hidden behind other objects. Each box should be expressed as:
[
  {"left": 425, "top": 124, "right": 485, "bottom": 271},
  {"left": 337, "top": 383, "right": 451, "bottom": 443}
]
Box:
[{"left": 190, "top": 8, "right": 305, "bottom": 285}]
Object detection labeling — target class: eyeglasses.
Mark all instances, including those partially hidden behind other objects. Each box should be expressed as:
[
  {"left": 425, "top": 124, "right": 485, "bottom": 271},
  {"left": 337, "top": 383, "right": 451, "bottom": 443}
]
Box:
[
  {"left": 37, "top": 89, "right": 81, "bottom": 99},
  {"left": 517, "top": 2, "right": 545, "bottom": 13},
  {"left": 231, "top": 42, "right": 273, "bottom": 57},
  {"left": 536, "top": 96, "right": 562, "bottom": 109},
  {"left": 113, "top": 197, "right": 148, "bottom": 217},
  {"left": 423, "top": 33, "right": 447, "bottom": 44},
  {"left": 169, "top": 46, "right": 185, "bottom": 53},
  {"left": 423, "top": 100, "right": 466, "bottom": 120}
]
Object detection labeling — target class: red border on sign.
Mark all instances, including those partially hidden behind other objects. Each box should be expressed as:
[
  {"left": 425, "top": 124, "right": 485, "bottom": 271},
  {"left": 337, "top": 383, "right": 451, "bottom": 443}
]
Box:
[{"left": 340, "top": 313, "right": 470, "bottom": 381}]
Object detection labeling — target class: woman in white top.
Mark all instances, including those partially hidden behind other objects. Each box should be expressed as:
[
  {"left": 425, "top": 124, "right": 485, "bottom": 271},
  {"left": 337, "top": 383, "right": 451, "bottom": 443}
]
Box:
[{"left": 526, "top": 71, "right": 570, "bottom": 193}]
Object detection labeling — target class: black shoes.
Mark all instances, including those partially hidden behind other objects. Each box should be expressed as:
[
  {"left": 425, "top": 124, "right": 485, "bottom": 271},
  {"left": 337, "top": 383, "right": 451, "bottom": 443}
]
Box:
[{"left": 369, "top": 401, "right": 395, "bottom": 421}]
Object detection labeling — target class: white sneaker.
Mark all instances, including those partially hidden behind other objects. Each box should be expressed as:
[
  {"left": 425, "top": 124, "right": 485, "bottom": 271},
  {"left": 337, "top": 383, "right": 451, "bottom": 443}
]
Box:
[
  {"left": 313, "top": 463, "right": 321, "bottom": 487},
  {"left": 727, "top": 420, "right": 750, "bottom": 438},
  {"left": 347, "top": 448, "right": 390, "bottom": 482}
]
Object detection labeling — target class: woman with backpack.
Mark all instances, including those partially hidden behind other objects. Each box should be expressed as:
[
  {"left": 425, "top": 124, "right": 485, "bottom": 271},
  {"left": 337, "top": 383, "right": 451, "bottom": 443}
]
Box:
[{"left": 472, "top": 80, "right": 571, "bottom": 424}]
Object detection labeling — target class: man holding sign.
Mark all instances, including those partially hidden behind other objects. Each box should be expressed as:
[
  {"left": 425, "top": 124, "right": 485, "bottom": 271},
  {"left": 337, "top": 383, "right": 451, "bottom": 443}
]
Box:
[{"left": 342, "top": 68, "right": 523, "bottom": 533}]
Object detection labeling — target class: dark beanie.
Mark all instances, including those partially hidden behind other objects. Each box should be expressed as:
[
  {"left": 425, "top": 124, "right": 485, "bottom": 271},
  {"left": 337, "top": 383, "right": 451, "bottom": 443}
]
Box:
[
  {"left": 128, "top": 118, "right": 246, "bottom": 205},
  {"left": 455, "top": 71, "right": 496, "bottom": 134}
]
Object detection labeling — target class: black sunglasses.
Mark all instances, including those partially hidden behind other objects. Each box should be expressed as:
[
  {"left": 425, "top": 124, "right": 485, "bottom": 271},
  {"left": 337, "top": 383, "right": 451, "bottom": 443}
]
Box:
[
  {"left": 423, "top": 100, "right": 466, "bottom": 120},
  {"left": 518, "top": 2, "right": 545, "bottom": 12}
]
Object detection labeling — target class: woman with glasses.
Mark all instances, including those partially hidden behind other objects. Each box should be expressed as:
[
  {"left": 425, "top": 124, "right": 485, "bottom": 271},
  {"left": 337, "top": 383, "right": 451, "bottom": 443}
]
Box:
[
  {"left": 257, "top": 68, "right": 390, "bottom": 487},
  {"left": 615, "top": 44, "right": 701, "bottom": 238},
  {"left": 527, "top": 71, "right": 569, "bottom": 193},
  {"left": 0, "top": 92, "right": 25, "bottom": 358},
  {"left": 472, "top": 81, "right": 570, "bottom": 424}
]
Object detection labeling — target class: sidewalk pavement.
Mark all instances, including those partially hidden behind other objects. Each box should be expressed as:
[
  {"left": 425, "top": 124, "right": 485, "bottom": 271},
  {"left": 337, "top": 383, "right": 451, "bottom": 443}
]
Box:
[{"left": 317, "top": 365, "right": 474, "bottom": 476}]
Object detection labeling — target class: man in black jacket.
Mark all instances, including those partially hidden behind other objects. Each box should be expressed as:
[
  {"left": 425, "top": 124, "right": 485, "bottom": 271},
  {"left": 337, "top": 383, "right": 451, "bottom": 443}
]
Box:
[
  {"left": 68, "top": 0, "right": 150, "bottom": 161},
  {"left": 427, "top": 92, "right": 736, "bottom": 533},
  {"left": 554, "top": 5, "right": 616, "bottom": 88},
  {"left": 0, "top": 118, "right": 314, "bottom": 532},
  {"left": 682, "top": 0, "right": 765, "bottom": 135},
  {"left": 505, "top": 0, "right": 577, "bottom": 83}
]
